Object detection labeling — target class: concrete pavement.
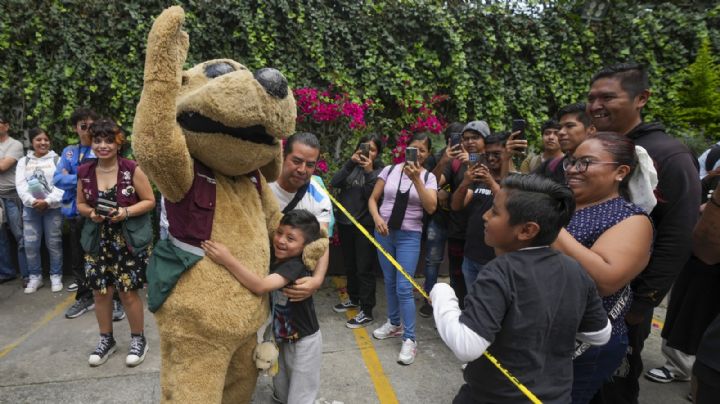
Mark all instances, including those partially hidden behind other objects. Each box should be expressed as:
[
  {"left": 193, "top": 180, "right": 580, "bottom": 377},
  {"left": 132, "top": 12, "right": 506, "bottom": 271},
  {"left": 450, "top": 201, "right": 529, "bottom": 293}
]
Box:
[{"left": 0, "top": 276, "right": 691, "bottom": 403}]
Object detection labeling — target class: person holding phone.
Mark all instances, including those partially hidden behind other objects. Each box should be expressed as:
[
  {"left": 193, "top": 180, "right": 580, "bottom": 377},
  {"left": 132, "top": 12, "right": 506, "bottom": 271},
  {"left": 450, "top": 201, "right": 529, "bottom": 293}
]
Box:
[
  {"left": 330, "top": 134, "right": 384, "bottom": 328},
  {"left": 431, "top": 121, "right": 491, "bottom": 311},
  {"left": 368, "top": 132, "right": 437, "bottom": 365},
  {"left": 76, "top": 119, "right": 156, "bottom": 367}
]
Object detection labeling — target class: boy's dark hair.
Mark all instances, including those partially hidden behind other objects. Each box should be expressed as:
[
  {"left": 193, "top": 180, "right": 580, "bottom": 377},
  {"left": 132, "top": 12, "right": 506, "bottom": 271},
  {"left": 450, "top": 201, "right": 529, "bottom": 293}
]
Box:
[
  {"left": 590, "top": 63, "right": 649, "bottom": 98},
  {"left": 284, "top": 132, "right": 320, "bottom": 157},
  {"left": 279, "top": 209, "right": 321, "bottom": 245},
  {"left": 354, "top": 133, "right": 384, "bottom": 169},
  {"left": 556, "top": 103, "right": 592, "bottom": 127},
  {"left": 444, "top": 122, "right": 465, "bottom": 143},
  {"left": 540, "top": 119, "right": 560, "bottom": 134},
  {"left": 70, "top": 107, "right": 99, "bottom": 126},
  {"left": 28, "top": 127, "right": 49, "bottom": 142},
  {"left": 501, "top": 174, "right": 576, "bottom": 246},
  {"left": 485, "top": 133, "right": 505, "bottom": 146}
]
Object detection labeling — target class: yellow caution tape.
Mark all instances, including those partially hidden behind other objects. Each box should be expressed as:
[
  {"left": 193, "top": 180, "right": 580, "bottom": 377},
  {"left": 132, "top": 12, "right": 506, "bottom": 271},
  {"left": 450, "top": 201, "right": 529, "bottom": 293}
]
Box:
[{"left": 316, "top": 181, "right": 542, "bottom": 404}]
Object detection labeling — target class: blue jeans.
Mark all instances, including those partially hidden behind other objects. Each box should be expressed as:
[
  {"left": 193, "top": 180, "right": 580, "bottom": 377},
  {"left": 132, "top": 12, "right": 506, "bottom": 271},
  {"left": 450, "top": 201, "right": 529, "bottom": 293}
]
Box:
[
  {"left": 23, "top": 206, "right": 63, "bottom": 277},
  {"left": 572, "top": 332, "right": 629, "bottom": 404},
  {"left": 423, "top": 217, "right": 447, "bottom": 294},
  {"left": 376, "top": 229, "right": 421, "bottom": 341},
  {"left": 0, "top": 197, "right": 28, "bottom": 279},
  {"left": 461, "top": 256, "right": 485, "bottom": 291}
]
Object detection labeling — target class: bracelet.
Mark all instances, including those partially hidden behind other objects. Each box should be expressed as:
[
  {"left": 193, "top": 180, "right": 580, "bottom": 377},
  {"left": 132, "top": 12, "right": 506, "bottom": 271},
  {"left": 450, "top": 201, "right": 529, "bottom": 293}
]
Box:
[{"left": 124, "top": 207, "right": 130, "bottom": 220}]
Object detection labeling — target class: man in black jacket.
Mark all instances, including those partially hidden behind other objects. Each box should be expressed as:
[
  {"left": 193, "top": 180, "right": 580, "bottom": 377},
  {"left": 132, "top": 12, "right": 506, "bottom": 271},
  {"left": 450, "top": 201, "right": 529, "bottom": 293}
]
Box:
[{"left": 586, "top": 63, "right": 701, "bottom": 403}]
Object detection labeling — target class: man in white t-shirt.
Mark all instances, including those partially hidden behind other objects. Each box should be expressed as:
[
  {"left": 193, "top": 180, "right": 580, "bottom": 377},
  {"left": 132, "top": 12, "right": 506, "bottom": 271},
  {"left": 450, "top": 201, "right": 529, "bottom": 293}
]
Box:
[{"left": 269, "top": 132, "right": 332, "bottom": 300}]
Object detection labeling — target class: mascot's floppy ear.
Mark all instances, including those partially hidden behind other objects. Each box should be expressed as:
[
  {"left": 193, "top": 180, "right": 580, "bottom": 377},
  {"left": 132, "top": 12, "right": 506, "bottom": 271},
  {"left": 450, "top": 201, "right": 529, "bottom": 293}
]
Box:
[{"left": 259, "top": 143, "right": 283, "bottom": 182}]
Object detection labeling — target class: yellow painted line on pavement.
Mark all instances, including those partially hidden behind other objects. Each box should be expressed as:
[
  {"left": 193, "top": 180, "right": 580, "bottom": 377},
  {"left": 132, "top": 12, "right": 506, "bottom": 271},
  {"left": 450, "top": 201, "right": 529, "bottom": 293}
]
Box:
[
  {"left": 332, "top": 277, "right": 399, "bottom": 404},
  {"left": 0, "top": 293, "right": 75, "bottom": 359},
  {"left": 652, "top": 318, "right": 664, "bottom": 330}
]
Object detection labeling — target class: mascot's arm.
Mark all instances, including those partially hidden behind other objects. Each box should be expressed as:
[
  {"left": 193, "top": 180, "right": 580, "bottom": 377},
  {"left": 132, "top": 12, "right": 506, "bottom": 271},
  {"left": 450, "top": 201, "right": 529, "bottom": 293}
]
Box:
[
  {"left": 132, "top": 6, "right": 194, "bottom": 202},
  {"left": 259, "top": 174, "right": 282, "bottom": 238}
]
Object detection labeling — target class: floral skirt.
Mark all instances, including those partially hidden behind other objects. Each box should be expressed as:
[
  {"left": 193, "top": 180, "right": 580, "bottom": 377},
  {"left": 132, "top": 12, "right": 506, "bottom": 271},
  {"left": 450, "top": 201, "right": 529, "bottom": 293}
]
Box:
[{"left": 84, "top": 221, "right": 149, "bottom": 294}]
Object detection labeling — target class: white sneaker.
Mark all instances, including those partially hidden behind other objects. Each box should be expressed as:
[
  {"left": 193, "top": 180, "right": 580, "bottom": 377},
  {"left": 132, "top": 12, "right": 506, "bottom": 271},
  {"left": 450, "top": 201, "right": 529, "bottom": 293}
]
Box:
[
  {"left": 372, "top": 320, "right": 403, "bottom": 340},
  {"left": 24, "top": 275, "right": 44, "bottom": 294},
  {"left": 50, "top": 275, "right": 63, "bottom": 292},
  {"left": 398, "top": 338, "right": 417, "bottom": 365}
]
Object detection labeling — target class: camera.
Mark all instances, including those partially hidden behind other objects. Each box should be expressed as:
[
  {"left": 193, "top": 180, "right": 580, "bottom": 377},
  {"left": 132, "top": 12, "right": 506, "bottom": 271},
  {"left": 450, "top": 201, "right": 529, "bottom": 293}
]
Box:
[
  {"left": 405, "top": 147, "right": 418, "bottom": 164},
  {"left": 95, "top": 197, "right": 118, "bottom": 217}
]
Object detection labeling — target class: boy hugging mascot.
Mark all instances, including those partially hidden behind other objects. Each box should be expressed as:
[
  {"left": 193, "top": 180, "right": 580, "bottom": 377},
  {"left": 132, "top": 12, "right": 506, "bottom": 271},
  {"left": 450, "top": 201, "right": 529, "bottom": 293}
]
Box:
[{"left": 133, "top": 6, "right": 327, "bottom": 403}]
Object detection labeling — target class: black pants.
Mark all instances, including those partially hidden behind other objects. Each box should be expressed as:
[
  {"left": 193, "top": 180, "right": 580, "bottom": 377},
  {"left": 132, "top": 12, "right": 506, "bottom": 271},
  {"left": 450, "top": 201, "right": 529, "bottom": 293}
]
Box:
[
  {"left": 694, "top": 361, "right": 720, "bottom": 404},
  {"left": 591, "top": 307, "right": 653, "bottom": 404},
  {"left": 338, "top": 223, "right": 377, "bottom": 317},
  {"left": 67, "top": 216, "right": 93, "bottom": 301},
  {"left": 447, "top": 238, "right": 467, "bottom": 308}
]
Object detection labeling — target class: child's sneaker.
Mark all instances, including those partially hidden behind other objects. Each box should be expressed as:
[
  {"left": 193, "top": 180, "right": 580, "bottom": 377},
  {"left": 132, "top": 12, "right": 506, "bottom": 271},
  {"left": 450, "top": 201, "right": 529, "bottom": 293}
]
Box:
[
  {"left": 398, "top": 338, "right": 417, "bottom": 365},
  {"left": 24, "top": 275, "right": 44, "bottom": 294},
  {"left": 112, "top": 299, "right": 126, "bottom": 322},
  {"left": 50, "top": 275, "right": 63, "bottom": 292},
  {"left": 372, "top": 320, "right": 403, "bottom": 340},
  {"left": 126, "top": 335, "right": 148, "bottom": 367},
  {"left": 66, "top": 281, "right": 79, "bottom": 292},
  {"left": 346, "top": 311, "right": 373, "bottom": 329},
  {"left": 332, "top": 299, "right": 359, "bottom": 313},
  {"left": 89, "top": 334, "right": 116, "bottom": 366}
]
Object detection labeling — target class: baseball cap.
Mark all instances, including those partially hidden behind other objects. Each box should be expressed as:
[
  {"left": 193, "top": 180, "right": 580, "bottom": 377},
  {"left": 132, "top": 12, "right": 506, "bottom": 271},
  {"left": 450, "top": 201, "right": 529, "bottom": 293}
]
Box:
[{"left": 463, "top": 120, "right": 491, "bottom": 138}]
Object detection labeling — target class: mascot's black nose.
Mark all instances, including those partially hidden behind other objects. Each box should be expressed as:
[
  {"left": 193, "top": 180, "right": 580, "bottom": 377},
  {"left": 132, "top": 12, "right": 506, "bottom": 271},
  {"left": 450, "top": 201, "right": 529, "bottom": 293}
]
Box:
[
  {"left": 254, "top": 68, "right": 289, "bottom": 99},
  {"left": 204, "top": 62, "right": 235, "bottom": 79}
]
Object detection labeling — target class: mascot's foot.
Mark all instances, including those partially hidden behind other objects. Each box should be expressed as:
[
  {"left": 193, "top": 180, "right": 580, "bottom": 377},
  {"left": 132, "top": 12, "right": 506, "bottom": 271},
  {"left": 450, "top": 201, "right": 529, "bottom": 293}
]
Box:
[{"left": 89, "top": 334, "right": 117, "bottom": 366}]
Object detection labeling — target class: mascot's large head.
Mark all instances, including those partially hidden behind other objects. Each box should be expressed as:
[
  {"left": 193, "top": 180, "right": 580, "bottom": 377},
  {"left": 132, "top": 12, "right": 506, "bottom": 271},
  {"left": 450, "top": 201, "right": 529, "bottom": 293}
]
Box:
[{"left": 177, "top": 59, "right": 295, "bottom": 180}]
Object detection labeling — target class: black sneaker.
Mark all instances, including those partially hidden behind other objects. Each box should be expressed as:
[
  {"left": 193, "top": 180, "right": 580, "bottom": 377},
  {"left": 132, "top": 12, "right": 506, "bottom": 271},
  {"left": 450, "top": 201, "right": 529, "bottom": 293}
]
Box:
[
  {"left": 89, "top": 335, "right": 116, "bottom": 366},
  {"left": 419, "top": 302, "right": 433, "bottom": 318},
  {"left": 65, "top": 296, "right": 95, "bottom": 319},
  {"left": 112, "top": 299, "right": 126, "bottom": 322},
  {"left": 126, "top": 335, "right": 148, "bottom": 367},
  {"left": 346, "top": 311, "right": 374, "bottom": 329},
  {"left": 333, "top": 300, "right": 360, "bottom": 313}
]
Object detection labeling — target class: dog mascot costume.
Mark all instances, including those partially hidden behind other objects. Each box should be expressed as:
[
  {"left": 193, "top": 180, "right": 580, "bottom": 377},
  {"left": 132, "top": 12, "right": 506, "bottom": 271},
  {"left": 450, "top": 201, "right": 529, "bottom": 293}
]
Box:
[{"left": 133, "top": 6, "right": 326, "bottom": 403}]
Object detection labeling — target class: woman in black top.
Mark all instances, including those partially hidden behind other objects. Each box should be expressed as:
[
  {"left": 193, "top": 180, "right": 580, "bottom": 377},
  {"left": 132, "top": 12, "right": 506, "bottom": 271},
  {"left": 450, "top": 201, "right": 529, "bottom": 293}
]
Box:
[{"left": 330, "top": 134, "right": 384, "bottom": 328}]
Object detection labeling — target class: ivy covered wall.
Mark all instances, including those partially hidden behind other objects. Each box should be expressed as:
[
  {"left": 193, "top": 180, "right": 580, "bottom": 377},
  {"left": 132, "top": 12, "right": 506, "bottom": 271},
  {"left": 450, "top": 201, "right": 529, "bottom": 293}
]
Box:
[{"left": 1, "top": 0, "right": 718, "bottom": 149}]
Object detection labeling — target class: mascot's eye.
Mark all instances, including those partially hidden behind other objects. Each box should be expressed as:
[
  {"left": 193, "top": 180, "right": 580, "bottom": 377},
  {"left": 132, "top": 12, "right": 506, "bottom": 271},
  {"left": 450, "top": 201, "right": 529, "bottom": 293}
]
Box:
[
  {"left": 254, "top": 68, "right": 288, "bottom": 99},
  {"left": 181, "top": 75, "right": 189, "bottom": 86},
  {"left": 204, "top": 62, "right": 235, "bottom": 79}
]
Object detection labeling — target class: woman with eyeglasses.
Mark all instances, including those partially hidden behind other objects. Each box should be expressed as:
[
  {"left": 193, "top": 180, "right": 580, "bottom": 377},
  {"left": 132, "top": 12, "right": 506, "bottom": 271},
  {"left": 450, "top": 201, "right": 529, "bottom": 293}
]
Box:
[{"left": 552, "top": 132, "right": 654, "bottom": 403}]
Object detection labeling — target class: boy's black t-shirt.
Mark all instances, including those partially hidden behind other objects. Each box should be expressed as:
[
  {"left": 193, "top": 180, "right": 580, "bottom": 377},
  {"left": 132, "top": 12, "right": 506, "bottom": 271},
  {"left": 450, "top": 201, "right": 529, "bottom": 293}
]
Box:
[
  {"left": 463, "top": 184, "right": 496, "bottom": 264},
  {"left": 271, "top": 257, "right": 319, "bottom": 342},
  {"left": 459, "top": 248, "right": 607, "bottom": 403}
]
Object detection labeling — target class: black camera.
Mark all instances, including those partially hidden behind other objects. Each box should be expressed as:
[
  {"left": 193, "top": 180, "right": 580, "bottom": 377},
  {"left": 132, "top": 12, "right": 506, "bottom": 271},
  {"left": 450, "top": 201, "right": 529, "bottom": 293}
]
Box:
[{"left": 95, "top": 198, "right": 118, "bottom": 217}]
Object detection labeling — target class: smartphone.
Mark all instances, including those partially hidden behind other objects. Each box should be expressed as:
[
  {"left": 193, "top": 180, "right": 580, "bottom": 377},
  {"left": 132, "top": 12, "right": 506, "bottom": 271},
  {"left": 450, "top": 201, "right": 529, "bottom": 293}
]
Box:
[
  {"left": 450, "top": 133, "right": 462, "bottom": 148},
  {"left": 469, "top": 153, "right": 488, "bottom": 167},
  {"left": 405, "top": 147, "right": 418, "bottom": 164},
  {"left": 359, "top": 143, "right": 370, "bottom": 159},
  {"left": 512, "top": 118, "right": 527, "bottom": 140}
]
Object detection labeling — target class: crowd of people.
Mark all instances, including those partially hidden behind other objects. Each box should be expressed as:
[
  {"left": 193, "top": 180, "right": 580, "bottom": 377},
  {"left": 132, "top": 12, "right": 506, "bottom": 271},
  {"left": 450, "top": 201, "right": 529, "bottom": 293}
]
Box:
[{"left": 1, "top": 62, "right": 719, "bottom": 403}]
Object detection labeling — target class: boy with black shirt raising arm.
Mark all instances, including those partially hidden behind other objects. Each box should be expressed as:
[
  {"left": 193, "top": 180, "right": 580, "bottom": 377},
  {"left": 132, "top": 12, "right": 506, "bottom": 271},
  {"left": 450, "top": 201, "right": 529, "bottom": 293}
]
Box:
[{"left": 431, "top": 175, "right": 610, "bottom": 403}]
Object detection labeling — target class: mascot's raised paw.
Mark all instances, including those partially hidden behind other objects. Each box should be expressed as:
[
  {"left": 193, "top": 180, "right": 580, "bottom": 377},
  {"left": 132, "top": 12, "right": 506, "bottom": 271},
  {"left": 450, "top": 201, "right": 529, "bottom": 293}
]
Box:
[
  {"left": 302, "top": 227, "right": 329, "bottom": 272},
  {"left": 144, "top": 5, "right": 189, "bottom": 83}
]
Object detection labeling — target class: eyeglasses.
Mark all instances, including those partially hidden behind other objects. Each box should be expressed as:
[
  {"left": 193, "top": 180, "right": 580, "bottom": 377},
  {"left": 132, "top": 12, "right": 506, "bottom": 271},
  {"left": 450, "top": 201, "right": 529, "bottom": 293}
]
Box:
[
  {"left": 486, "top": 152, "right": 502, "bottom": 159},
  {"left": 78, "top": 122, "right": 92, "bottom": 131},
  {"left": 563, "top": 157, "right": 619, "bottom": 173},
  {"left": 462, "top": 135, "right": 481, "bottom": 142}
]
